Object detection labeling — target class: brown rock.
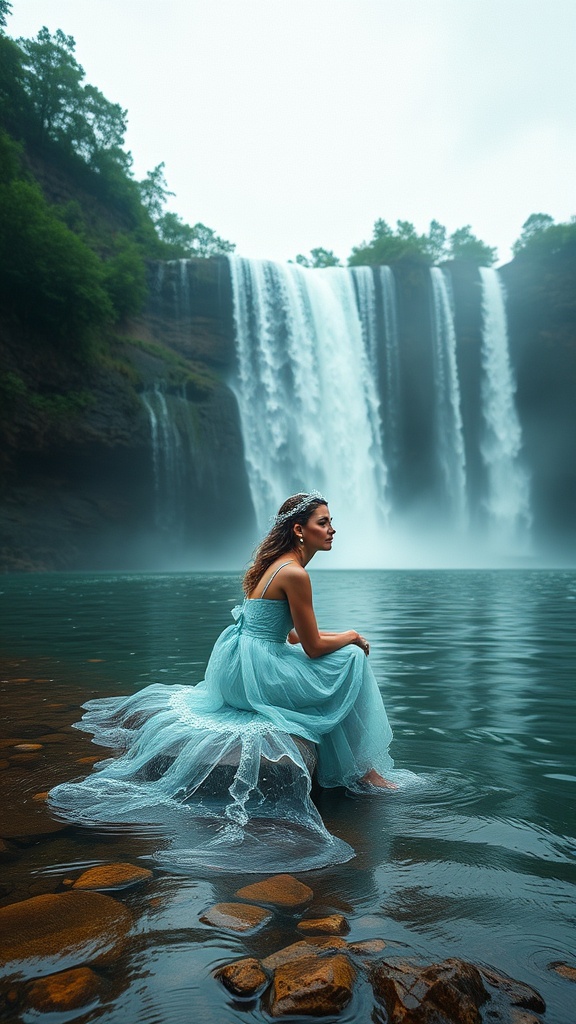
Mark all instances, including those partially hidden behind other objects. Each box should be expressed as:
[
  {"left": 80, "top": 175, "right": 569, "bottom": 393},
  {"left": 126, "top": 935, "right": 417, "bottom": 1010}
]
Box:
[
  {"left": 347, "top": 938, "right": 387, "bottom": 955},
  {"left": 33, "top": 791, "right": 49, "bottom": 801},
  {"left": 481, "top": 967, "right": 546, "bottom": 1011},
  {"left": 304, "top": 936, "right": 348, "bottom": 951},
  {"left": 200, "top": 902, "right": 271, "bottom": 932},
  {"left": 297, "top": 914, "right": 349, "bottom": 935},
  {"left": 76, "top": 756, "right": 102, "bottom": 765},
  {"left": 72, "top": 863, "right": 153, "bottom": 891},
  {"left": 13, "top": 743, "right": 43, "bottom": 752},
  {"left": 269, "top": 953, "right": 356, "bottom": 1017},
  {"left": 235, "top": 873, "right": 313, "bottom": 908},
  {"left": 0, "top": 891, "right": 133, "bottom": 974},
  {"left": 549, "top": 960, "right": 576, "bottom": 982},
  {"left": 26, "top": 967, "right": 102, "bottom": 1012},
  {"left": 216, "top": 957, "right": 268, "bottom": 996},
  {"left": 260, "top": 942, "right": 323, "bottom": 966},
  {"left": 371, "top": 957, "right": 488, "bottom": 1024}
]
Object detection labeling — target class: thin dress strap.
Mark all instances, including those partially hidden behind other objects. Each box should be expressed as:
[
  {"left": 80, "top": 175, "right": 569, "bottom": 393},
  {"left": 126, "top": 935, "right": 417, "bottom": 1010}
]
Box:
[{"left": 260, "top": 560, "right": 294, "bottom": 598}]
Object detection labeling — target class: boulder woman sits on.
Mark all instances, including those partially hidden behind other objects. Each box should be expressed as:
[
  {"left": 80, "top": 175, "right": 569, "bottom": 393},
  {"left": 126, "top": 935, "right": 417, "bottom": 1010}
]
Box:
[{"left": 50, "top": 493, "right": 399, "bottom": 872}]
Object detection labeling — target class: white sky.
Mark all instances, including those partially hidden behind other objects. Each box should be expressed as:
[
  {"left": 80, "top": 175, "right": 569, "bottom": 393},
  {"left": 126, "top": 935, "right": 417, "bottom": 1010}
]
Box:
[{"left": 8, "top": 0, "right": 576, "bottom": 265}]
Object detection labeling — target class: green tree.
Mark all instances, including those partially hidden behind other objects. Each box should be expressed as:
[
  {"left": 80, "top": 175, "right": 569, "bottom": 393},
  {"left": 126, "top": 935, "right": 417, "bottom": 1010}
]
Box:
[
  {"left": 448, "top": 225, "right": 497, "bottom": 265},
  {"left": 511, "top": 213, "right": 564, "bottom": 257},
  {"left": 18, "top": 27, "right": 84, "bottom": 146},
  {"left": 102, "top": 235, "right": 147, "bottom": 320},
  {"left": 138, "top": 162, "right": 174, "bottom": 220},
  {"left": 0, "top": 1, "right": 13, "bottom": 30},
  {"left": 294, "top": 247, "right": 341, "bottom": 268},
  {"left": 188, "top": 222, "right": 235, "bottom": 258},
  {"left": 349, "top": 218, "right": 432, "bottom": 265},
  {"left": 0, "top": 168, "right": 114, "bottom": 346}
]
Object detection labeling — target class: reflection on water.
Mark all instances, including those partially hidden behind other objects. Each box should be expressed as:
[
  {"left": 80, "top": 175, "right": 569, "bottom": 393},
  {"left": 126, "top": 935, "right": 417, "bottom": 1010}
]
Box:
[{"left": 1, "top": 569, "right": 575, "bottom": 1022}]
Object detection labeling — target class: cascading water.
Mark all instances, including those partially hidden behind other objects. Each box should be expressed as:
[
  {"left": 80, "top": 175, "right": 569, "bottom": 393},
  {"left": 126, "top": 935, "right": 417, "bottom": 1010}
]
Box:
[
  {"left": 429, "top": 267, "right": 468, "bottom": 529},
  {"left": 228, "top": 258, "right": 389, "bottom": 562},
  {"left": 378, "top": 265, "right": 401, "bottom": 474},
  {"left": 141, "top": 383, "right": 196, "bottom": 536},
  {"left": 479, "top": 267, "right": 531, "bottom": 542}
]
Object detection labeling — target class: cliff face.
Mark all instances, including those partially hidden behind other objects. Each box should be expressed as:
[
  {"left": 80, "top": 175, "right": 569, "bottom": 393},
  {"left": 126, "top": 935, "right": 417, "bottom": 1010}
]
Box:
[{"left": 0, "top": 256, "right": 254, "bottom": 571}]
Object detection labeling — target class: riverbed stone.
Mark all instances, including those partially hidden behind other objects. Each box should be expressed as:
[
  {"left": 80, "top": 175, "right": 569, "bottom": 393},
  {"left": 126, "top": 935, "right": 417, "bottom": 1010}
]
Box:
[
  {"left": 216, "top": 957, "right": 269, "bottom": 996},
  {"left": 235, "top": 873, "right": 313, "bottom": 908},
  {"left": 72, "top": 863, "right": 153, "bottom": 891},
  {"left": 262, "top": 940, "right": 344, "bottom": 971},
  {"left": 371, "top": 957, "right": 488, "bottom": 1024},
  {"left": 481, "top": 967, "right": 546, "bottom": 1011},
  {"left": 269, "top": 953, "right": 356, "bottom": 1017},
  {"left": 548, "top": 960, "right": 576, "bottom": 982},
  {"left": 297, "top": 914, "right": 350, "bottom": 935},
  {"left": 347, "top": 938, "right": 387, "bottom": 956},
  {"left": 0, "top": 891, "right": 133, "bottom": 975},
  {"left": 12, "top": 743, "right": 43, "bottom": 752},
  {"left": 200, "top": 902, "right": 272, "bottom": 932},
  {"left": 26, "top": 967, "right": 103, "bottom": 1012}
]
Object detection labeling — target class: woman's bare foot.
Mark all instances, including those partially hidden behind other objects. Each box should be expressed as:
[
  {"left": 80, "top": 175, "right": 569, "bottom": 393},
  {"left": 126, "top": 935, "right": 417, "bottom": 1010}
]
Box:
[{"left": 361, "top": 769, "right": 398, "bottom": 790}]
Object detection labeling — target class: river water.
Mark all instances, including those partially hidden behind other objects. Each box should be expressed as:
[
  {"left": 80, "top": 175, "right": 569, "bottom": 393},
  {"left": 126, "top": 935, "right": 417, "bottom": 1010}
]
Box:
[{"left": 1, "top": 569, "right": 575, "bottom": 1022}]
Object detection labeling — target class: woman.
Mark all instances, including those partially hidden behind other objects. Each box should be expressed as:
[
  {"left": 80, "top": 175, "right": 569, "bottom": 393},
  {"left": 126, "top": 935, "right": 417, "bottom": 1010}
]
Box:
[{"left": 49, "top": 492, "right": 396, "bottom": 871}]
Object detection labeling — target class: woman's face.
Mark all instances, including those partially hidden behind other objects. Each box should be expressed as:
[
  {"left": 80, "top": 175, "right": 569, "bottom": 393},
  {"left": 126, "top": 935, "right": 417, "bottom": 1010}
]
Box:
[{"left": 299, "top": 504, "right": 335, "bottom": 551}]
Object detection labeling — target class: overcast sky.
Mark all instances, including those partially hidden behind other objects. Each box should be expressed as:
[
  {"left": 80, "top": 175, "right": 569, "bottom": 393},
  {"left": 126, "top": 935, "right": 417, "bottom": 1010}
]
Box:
[{"left": 8, "top": 0, "right": 576, "bottom": 265}]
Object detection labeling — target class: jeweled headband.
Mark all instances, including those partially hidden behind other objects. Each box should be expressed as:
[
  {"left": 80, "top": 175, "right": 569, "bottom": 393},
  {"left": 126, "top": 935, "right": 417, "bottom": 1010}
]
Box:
[{"left": 272, "top": 491, "right": 328, "bottom": 527}]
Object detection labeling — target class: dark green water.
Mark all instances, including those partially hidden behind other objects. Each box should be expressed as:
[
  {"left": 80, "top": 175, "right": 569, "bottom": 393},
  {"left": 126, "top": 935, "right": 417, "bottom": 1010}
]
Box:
[{"left": 1, "top": 570, "right": 575, "bottom": 1022}]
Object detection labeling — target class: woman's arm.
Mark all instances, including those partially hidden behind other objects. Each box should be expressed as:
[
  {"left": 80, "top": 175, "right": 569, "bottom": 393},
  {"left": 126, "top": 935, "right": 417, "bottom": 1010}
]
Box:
[{"left": 284, "top": 570, "right": 366, "bottom": 659}]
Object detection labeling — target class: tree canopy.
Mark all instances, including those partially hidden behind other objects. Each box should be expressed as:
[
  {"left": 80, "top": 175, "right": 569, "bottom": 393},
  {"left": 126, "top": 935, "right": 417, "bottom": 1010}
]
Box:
[
  {"left": 294, "top": 247, "right": 341, "bottom": 268},
  {"left": 512, "top": 213, "right": 576, "bottom": 259},
  {"left": 348, "top": 218, "right": 497, "bottom": 267}
]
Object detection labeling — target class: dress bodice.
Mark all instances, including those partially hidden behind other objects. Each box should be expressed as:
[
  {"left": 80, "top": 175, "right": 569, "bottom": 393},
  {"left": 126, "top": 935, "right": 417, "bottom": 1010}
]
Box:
[{"left": 235, "top": 598, "right": 293, "bottom": 642}]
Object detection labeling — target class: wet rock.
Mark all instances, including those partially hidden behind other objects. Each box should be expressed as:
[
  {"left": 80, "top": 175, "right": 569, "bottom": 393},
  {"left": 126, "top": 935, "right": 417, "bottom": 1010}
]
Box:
[
  {"left": 0, "top": 891, "right": 133, "bottom": 975},
  {"left": 262, "top": 940, "right": 345, "bottom": 971},
  {"left": 481, "top": 967, "right": 546, "bottom": 1011},
  {"left": 347, "top": 938, "right": 387, "bottom": 956},
  {"left": 549, "top": 960, "right": 576, "bottom": 982},
  {"left": 216, "top": 957, "right": 269, "bottom": 997},
  {"left": 304, "top": 936, "right": 349, "bottom": 951},
  {"left": 200, "top": 902, "right": 272, "bottom": 932},
  {"left": 26, "top": 966, "right": 103, "bottom": 1012},
  {"left": 32, "top": 791, "right": 49, "bottom": 801},
  {"left": 371, "top": 957, "right": 488, "bottom": 1024},
  {"left": 72, "top": 863, "right": 153, "bottom": 891},
  {"left": 269, "top": 953, "right": 356, "bottom": 1017},
  {"left": 0, "top": 804, "right": 67, "bottom": 840},
  {"left": 12, "top": 743, "right": 43, "bottom": 752},
  {"left": 76, "top": 755, "right": 102, "bottom": 765},
  {"left": 297, "top": 914, "right": 350, "bottom": 935},
  {"left": 509, "top": 1011, "right": 543, "bottom": 1024},
  {"left": 235, "top": 873, "right": 313, "bottom": 908}
]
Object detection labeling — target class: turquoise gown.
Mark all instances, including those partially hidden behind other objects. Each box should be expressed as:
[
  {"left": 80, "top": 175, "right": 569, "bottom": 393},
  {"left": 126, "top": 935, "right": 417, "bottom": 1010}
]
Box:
[{"left": 49, "top": 564, "right": 395, "bottom": 872}]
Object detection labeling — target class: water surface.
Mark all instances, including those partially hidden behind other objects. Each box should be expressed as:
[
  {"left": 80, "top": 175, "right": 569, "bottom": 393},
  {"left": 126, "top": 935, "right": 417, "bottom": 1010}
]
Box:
[{"left": 1, "top": 569, "right": 574, "bottom": 1022}]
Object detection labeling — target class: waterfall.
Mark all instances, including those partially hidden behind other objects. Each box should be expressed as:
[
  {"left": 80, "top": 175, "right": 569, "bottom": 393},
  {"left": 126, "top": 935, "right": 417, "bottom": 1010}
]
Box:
[
  {"left": 228, "top": 257, "right": 389, "bottom": 558},
  {"left": 429, "top": 267, "right": 468, "bottom": 529},
  {"left": 141, "top": 384, "right": 197, "bottom": 536},
  {"left": 378, "top": 266, "right": 401, "bottom": 474},
  {"left": 479, "top": 267, "right": 531, "bottom": 540}
]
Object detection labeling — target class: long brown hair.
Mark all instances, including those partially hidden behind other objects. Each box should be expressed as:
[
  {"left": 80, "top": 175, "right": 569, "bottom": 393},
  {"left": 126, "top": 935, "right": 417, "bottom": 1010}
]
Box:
[{"left": 242, "top": 493, "right": 328, "bottom": 596}]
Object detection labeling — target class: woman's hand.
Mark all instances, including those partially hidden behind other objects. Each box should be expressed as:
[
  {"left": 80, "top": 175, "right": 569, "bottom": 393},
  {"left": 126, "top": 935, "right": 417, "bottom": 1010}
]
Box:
[{"left": 353, "top": 633, "right": 370, "bottom": 656}]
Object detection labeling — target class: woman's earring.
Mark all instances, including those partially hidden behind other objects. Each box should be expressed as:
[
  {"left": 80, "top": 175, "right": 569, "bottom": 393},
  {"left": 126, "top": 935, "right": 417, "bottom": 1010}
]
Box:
[{"left": 299, "top": 537, "right": 304, "bottom": 545}]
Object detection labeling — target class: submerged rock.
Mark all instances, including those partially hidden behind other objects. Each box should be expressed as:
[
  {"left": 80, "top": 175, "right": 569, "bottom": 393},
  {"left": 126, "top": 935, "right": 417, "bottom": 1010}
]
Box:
[
  {"left": 72, "top": 863, "right": 153, "bottom": 891},
  {"left": 235, "top": 873, "right": 313, "bottom": 908},
  {"left": 26, "top": 966, "right": 103, "bottom": 1012},
  {"left": 200, "top": 902, "right": 272, "bottom": 932},
  {"left": 548, "top": 960, "right": 576, "bottom": 982},
  {"left": 0, "top": 891, "right": 133, "bottom": 976},
  {"left": 297, "top": 914, "right": 349, "bottom": 935},
  {"left": 216, "top": 957, "right": 269, "bottom": 997},
  {"left": 269, "top": 953, "right": 356, "bottom": 1017},
  {"left": 347, "top": 938, "right": 387, "bottom": 956},
  {"left": 481, "top": 967, "right": 546, "bottom": 1012}
]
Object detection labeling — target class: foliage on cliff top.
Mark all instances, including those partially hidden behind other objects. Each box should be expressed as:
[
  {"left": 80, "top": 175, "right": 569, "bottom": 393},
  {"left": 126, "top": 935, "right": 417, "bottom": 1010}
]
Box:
[{"left": 348, "top": 219, "right": 497, "bottom": 268}]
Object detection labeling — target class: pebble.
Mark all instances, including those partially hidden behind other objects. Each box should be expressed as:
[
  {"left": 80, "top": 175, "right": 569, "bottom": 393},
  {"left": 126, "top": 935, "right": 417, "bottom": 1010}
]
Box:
[
  {"left": 72, "top": 863, "right": 153, "bottom": 891},
  {"left": 200, "top": 902, "right": 272, "bottom": 932},
  {"left": 235, "top": 873, "right": 313, "bottom": 908}
]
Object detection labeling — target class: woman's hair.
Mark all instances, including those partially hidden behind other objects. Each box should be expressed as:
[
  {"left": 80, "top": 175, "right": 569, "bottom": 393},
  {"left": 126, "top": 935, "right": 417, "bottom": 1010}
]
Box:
[{"left": 242, "top": 492, "right": 328, "bottom": 596}]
